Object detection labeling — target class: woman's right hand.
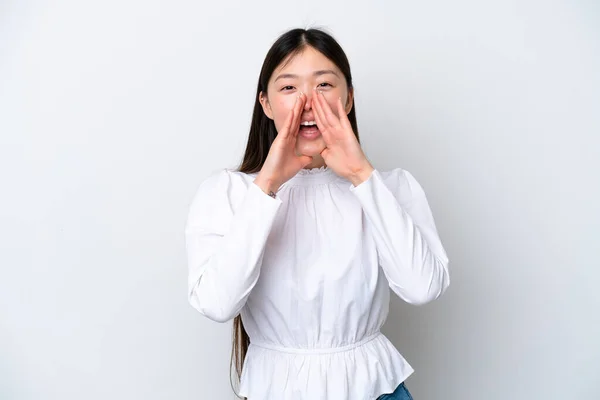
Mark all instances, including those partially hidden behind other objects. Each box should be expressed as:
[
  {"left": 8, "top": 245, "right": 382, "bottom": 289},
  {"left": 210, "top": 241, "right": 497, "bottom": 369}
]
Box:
[{"left": 254, "top": 92, "right": 312, "bottom": 194}]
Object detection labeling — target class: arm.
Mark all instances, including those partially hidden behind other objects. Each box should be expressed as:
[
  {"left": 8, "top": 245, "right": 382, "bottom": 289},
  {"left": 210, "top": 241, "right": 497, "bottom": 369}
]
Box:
[
  {"left": 185, "top": 170, "right": 281, "bottom": 322},
  {"left": 350, "top": 168, "right": 450, "bottom": 305}
]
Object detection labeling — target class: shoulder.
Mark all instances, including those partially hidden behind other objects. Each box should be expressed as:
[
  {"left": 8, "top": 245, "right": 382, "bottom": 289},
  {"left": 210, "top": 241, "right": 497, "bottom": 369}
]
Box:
[
  {"left": 378, "top": 167, "right": 424, "bottom": 192},
  {"left": 375, "top": 167, "right": 428, "bottom": 204},
  {"left": 186, "top": 168, "right": 257, "bottom": 228},
  {"left": 188, "top": 168, "right": 257, "bottom": 209},
  {"left": 194, "top": 168, "right": 254, "bottom": 192}
]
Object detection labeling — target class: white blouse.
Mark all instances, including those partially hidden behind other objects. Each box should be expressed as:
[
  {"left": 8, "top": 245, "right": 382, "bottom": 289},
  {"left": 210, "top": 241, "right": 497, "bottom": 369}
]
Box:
[{"left": 185, "top": 165, "right": 450, "bottom": 400}]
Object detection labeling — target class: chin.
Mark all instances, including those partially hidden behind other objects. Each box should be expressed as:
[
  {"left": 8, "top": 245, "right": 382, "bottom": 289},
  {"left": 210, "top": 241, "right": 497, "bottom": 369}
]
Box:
[{"left": 296, "top": 138, "right": 326, "bottom": 157}]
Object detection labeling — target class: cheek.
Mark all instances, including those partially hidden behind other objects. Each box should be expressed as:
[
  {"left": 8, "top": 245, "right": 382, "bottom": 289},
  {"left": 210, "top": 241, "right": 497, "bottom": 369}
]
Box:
[
  {"left": 320, "top": 92, "right": 340, "bottom": 116},
  {"left": 273, "top": 98, "right": 296, "bottom": 128}
]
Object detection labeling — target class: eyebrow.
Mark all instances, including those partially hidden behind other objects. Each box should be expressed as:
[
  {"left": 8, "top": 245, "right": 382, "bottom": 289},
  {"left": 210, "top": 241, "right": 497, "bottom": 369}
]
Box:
[{"left": 274, "top": 69, "right": 340, "bottom": 82}]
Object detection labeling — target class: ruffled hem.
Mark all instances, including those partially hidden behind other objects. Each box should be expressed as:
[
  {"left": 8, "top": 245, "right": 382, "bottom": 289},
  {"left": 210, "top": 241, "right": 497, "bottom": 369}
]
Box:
[{"left": 238, "top": 332, "right": 414, "bottom": 400}]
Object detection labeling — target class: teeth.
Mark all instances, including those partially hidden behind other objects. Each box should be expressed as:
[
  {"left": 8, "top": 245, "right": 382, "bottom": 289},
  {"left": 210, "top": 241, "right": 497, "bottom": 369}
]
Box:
[{"left": 301, "top": 121, "right": 316, "bottom": 126}]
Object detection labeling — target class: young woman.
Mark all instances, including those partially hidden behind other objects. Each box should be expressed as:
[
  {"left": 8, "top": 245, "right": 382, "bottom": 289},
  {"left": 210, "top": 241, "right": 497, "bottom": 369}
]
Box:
[{"left": 185, "top": 28, "right": 450, "bottom": 400}]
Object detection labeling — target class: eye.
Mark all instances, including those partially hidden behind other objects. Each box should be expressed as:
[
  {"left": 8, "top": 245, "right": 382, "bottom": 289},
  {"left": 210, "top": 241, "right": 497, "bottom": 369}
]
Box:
[
  {"left": 317, "top": 82, "right": 332, "bottom": 88},
  {"left": 281, "top": 86, "right": 294, "bottom": 91}
]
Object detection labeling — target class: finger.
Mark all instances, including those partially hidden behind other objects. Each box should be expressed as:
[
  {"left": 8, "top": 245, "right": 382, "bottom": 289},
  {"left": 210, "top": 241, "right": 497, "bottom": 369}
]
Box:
[
  {"left": 318, "top": 90, "right": 341, "bottom": 128},
  {"left": 320, "top": 147, "right": 330, "bottom": 162},
  {"left": 312, "top": 90, "right": 330, "bottom": 141},
  {"left": 291, "top": 92, "right": 306, "bottom": 137},
  {"left": 312, "top": 89, "right": 331, "bottom": 129},
  {"left": 298, "top": 155, "right": 313, "bottom": 167},
  {"left": 312, "top": 88, "right": 326, "bottom": 126},
  {"left": 279, "top": 95, "right": 298, "bottom": 140},
  {"left": 336, "top": 96, "right": 352, "bottom": 130}
]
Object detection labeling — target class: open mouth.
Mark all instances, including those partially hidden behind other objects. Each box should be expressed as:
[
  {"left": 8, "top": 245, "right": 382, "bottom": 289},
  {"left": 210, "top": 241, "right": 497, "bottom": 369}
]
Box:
[{"left": 299, "top": 121, "right": 320, "bottom": 139}]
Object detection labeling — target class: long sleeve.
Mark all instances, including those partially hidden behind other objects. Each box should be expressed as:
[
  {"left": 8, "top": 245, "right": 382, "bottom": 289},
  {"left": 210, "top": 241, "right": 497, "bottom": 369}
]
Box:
[
  {"left": 185, "top": 170, "right": 282, "bottom": 322},
  {"left": 349, "top": 168, "right": 450, "bottom": 305}
]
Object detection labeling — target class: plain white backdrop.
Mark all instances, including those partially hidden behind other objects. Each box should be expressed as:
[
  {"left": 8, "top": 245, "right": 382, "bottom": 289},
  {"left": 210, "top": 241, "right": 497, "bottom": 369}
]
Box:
[{"left": 1, "top": 0, "right": 599, "bottom": 399}]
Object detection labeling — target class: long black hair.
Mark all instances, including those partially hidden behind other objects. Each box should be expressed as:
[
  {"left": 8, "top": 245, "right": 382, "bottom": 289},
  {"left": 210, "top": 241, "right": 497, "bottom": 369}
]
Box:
[
  {"left": 237, "top": 27, "right": 359, "bottom": 174},
  {"left": 231, "top": 27, "right": 359, "bottom": 398}
]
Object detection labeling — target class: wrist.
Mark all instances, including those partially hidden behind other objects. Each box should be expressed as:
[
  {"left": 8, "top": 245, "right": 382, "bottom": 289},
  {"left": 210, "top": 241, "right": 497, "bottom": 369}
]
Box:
[
  {"left": 348, "top": 163, "right": 374, "bottom": 186},
  {"left": 254, "top": 174, "right": 281, "bottom": 195}
]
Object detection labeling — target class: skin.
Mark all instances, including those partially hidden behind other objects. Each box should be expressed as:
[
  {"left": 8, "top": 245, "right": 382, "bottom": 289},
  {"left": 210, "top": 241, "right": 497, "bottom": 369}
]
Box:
[{"left": 255, "top": 46, "right": 374, "bottom": 194}]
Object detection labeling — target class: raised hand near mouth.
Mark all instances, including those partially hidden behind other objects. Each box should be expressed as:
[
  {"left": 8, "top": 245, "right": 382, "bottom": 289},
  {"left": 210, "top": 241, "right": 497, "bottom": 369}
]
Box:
[
  {"left": 254, "top": 92, "right": 313, "bottom": 196},
  {"left": 312, "top": 88, "right": 374, "bottom": 186}
]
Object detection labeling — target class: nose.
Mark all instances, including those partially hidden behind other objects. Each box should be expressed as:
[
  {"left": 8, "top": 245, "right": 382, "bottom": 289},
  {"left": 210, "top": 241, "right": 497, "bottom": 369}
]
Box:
[{"left": 303, "top": 92, "right": 313, "bottom": 111}]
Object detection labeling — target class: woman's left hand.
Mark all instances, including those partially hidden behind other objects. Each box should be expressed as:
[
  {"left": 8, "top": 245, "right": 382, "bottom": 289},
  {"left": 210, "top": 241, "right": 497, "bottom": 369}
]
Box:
[{"left": 312, "top": 88, "right": 374, "bottom": 186}]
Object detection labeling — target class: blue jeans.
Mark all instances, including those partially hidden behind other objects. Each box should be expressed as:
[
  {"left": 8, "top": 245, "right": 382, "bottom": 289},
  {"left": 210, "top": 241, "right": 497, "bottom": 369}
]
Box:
[{"left": 376, "top": 382, "right": 413, "bottom": 400}]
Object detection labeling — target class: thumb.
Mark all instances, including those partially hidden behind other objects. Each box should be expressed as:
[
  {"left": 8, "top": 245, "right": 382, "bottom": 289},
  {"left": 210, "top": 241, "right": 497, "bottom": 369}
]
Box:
[{"left": 299, "top": 155, "right": 313, "bottom": 167}]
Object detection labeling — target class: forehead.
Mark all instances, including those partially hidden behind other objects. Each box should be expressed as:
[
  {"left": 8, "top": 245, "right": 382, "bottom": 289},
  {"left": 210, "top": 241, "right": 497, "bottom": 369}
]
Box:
[{"left": 272, "top": 46, "right": 341, "bottom": 77}]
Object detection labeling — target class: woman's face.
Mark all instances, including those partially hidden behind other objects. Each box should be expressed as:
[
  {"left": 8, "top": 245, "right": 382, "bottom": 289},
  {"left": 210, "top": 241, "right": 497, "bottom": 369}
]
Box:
[{"left": 259, "top": 46, "right": 354, "bottom": 159}]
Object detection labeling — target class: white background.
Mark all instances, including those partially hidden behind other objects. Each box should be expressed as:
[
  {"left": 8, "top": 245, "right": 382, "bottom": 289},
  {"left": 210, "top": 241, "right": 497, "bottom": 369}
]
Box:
[{"left": 1, "top": 0, "right": 599, "bottom": 399}]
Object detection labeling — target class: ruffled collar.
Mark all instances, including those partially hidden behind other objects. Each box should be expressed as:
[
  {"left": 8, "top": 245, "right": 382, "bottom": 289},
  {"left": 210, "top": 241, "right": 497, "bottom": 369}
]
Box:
[
  {"left": 248, "top": 165, "right": 341, "bottom": 187},
  {"left": 296, "top": 165, "right": 330, "bottom": 175},
  {"left": 285, "top": 164, "right": 340, "bottom": 186}
]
